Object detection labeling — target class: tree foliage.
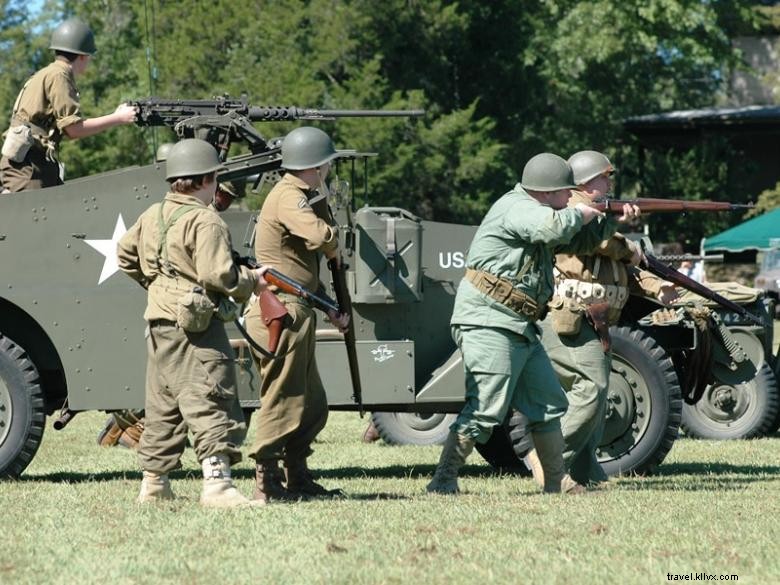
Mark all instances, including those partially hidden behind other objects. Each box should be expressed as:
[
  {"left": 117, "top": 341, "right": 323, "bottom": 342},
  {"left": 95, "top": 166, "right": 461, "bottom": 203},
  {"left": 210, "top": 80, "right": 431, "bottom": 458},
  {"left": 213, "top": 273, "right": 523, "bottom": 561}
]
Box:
[{"left": 0, "top": 0, "right": 765, "bottom": 242}]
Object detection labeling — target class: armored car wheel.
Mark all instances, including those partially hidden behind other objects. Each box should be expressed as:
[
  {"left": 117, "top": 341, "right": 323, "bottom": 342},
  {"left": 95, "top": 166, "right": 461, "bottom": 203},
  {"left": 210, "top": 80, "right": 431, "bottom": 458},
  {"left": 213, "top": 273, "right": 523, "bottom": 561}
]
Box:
[
  {"left": 597, "top": 326, "right": 682, "bottom": 476},
  {"left": 681, "top": 364, "right": 779, "bottom": 440},
  {"left": 371, "top": 412, "right": 456, "bottom": 446},
  {"left": 0, "top": 334, "right": 46, "bottom": 478}
]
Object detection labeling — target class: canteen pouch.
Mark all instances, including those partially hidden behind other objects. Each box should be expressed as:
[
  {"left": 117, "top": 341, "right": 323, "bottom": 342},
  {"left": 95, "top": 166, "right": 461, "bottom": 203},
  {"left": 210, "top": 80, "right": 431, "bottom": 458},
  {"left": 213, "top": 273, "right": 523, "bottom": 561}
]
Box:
[
  {"left": 214, "top": 296, "right": 239, "bottom": 322},
  {"left": 549, "top": 297, "right": 583, "bottom": 336},
  {"left": 1, "top": 125, "right": 34, "bottom": 162},
  {"left": 176, "top": 287, "right": 215, "bottom": 332}
]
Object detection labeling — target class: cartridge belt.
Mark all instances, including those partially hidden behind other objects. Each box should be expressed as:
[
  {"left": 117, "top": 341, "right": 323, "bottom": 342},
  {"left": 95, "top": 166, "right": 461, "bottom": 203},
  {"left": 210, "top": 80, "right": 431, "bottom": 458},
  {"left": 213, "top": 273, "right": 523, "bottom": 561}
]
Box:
[
  {"left": 554, "top": 279, "right": 628, "bottom": 309},
  {"left": 464, "top": 267, "right": 543, "bottom": 321}
]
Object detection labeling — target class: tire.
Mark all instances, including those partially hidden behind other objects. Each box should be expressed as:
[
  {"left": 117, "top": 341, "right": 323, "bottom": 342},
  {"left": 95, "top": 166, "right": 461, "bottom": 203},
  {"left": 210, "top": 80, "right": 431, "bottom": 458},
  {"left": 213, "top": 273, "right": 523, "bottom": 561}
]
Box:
[
  {"left": 474, "top": 410, "right": 531, "bottom": 475},
  {"left": 681, "top": 364, "right": 779, "bottom": 439},
  {"left": 597, "top": 326, "right": 682, "bottom": 476},
  {"left": 371, "top": 412, "right": 456, "bottom": 446},
  {"left": 0, "top": 334, "right": 46, "bottom": 478}
]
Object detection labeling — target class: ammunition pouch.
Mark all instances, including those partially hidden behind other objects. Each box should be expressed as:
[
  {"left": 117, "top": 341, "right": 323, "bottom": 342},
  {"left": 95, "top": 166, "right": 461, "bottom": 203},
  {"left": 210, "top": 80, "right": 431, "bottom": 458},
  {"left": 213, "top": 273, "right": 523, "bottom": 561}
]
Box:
[
  {"left": 548, "top": 297, "right": 584, "bottom": 336},
  {"left": 464, "top": 268, "right": 543, "bottom": 321},
  {"left": 176, "top": 286, "right": 215, "bottom": 332},
  {"left": 1, "top": 125, "right": 34, "bottom": 162}
]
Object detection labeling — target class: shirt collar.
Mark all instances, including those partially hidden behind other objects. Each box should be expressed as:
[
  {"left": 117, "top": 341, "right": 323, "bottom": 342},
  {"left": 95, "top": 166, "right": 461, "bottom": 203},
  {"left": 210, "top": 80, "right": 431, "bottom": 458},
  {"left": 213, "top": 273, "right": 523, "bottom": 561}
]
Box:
[
  {"left": 164, "top": 191, "right": 209, "bottom": 207},
  {"left": 281, "top": 172, "right": 312, "bottom": 192}
]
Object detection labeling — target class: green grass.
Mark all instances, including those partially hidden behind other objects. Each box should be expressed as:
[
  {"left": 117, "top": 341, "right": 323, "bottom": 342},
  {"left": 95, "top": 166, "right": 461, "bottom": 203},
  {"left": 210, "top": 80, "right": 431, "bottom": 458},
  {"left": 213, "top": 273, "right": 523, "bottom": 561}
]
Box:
[{"left": 1, "top": 411, "right": 779, "bottom": 585}]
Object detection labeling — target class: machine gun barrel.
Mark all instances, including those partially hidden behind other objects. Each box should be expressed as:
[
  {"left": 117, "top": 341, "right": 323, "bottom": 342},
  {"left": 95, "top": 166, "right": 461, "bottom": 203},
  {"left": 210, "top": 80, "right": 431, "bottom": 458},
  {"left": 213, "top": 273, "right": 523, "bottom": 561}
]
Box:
[
  {"left": 131, "top": 96, "right": 424, "bottom": 126},
  {"left": 592, "top": 198, "right": 753, "bottom": 213},
  {"left": 656, "top": 254, "right": 724, "bottom": 263}
]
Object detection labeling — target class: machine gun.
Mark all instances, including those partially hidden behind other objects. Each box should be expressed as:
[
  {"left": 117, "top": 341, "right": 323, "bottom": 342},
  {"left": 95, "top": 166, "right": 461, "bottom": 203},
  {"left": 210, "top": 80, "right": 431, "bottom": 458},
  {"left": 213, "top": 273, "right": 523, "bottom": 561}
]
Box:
[
  {"left": 640, "top": 248, "right": 764, "bottom": 326},
  {"left": 132, "top": 95, "right": 424, "bottom": 156},
  {"left": 592, "top": 198, "right": 753, "bottom": 214}
]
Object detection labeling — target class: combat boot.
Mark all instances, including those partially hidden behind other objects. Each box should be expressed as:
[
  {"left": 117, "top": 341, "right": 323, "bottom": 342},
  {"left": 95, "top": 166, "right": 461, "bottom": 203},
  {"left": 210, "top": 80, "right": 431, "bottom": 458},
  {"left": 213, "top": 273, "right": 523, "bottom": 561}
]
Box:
[
  {"left": 523, "top": 447, "right": 585, "bottom": 494},
  {"left": 284, "top": 457, "right": 343, "bottom": 498},
  {"left": 253, "top": 459, "right": 301, "bottom": 504},
  {"left": 200, "top": 453, "right": 251, "bottom": 508},
  {"left": 426, "top": 431, "right": 474, "bottom": 494},
  {"left": 530, "top": 430, "right": 586, "bottom": 494},
  {"left": 137, "top": 470, "right": 175, "bottom": 503}
]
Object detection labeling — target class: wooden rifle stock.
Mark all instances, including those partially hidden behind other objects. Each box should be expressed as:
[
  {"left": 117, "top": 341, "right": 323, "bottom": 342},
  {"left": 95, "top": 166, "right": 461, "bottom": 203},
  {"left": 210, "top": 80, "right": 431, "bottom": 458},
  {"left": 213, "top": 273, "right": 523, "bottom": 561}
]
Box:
[
  {"left": 592, "top": 198, "right": 753, "bottom": 214},
  {"left": 328, "top": 257, "right": 364, "bottom": 417},
  {"left": 640, "top": 253, "right": 763, "bottom": 325}
]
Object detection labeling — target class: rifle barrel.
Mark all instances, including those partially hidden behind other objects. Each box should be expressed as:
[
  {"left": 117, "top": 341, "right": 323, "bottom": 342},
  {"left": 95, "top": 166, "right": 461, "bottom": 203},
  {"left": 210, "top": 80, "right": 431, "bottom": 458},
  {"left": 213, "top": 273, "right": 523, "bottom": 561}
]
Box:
[{"left": 594, "top": 198, "right": 753, "bottom": 213}]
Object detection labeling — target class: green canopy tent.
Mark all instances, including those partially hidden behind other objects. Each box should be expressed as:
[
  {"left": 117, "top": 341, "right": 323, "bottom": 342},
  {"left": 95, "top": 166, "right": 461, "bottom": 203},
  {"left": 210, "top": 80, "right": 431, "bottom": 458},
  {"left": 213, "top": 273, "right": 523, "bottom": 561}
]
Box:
[{"left": 703, "top": 208, "right": 780, "bottom": 253}]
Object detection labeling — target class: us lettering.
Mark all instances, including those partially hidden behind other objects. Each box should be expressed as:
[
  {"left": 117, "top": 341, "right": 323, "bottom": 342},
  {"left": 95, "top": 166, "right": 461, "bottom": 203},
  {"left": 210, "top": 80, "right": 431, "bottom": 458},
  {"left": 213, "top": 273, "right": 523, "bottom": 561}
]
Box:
[{"left": 439, "top": 251, "right": 465, "bottom": 269}]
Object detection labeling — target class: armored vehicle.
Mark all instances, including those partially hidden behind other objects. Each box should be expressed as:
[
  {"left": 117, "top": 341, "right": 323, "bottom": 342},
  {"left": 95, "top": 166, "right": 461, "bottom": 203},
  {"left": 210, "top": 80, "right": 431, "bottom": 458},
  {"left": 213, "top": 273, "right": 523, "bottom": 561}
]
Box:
[{"left": 1, "top": 99, "right": 777, "bottom": 479}]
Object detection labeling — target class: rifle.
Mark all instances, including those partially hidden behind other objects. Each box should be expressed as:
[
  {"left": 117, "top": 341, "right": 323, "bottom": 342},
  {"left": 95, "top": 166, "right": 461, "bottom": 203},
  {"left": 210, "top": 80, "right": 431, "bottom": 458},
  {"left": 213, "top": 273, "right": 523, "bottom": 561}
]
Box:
[
  {"left": 592, "top": 198, "right": 753, "bottom": 214},
  {"left": 328, "top": 257, "right": 364, "bottom": 417},
  {"left": 640, "top": 250, "right": 763, "bottom": 326},
  {"left": 235, "top": 255, "right": 340, "bottom": 314}
]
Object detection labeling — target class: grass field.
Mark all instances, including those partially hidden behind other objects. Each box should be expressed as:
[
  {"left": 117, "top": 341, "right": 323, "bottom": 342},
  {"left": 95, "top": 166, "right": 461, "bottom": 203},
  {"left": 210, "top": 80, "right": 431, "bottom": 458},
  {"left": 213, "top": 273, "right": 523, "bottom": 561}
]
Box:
[{"left": 1, "top": 409, "right": 779, "bottom": 585}]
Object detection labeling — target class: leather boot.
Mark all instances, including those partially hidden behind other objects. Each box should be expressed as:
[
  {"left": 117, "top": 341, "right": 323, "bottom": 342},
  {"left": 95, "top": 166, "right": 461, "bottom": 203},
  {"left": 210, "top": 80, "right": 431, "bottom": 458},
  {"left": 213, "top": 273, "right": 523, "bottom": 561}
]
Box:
[
  {"left": 361, "top": 421, "right": 381, "bottom": 443},
  {"left": 426, "top": 431, "right": 474, "bottom": 494},
  {"left": 530, "top": 429, "right": 586, "bottom": 494},
  {"left": 137, "top": 470, "right": 175, "bottom": 503},
  {"left": 200, "top": 454, "right": 251, "bottom": 508},
  {"left": 253, "top": 459, "right": 300, "bottom": 504},
  {"left": 284, "top": 457, "right": 343, "bottom": 498}
]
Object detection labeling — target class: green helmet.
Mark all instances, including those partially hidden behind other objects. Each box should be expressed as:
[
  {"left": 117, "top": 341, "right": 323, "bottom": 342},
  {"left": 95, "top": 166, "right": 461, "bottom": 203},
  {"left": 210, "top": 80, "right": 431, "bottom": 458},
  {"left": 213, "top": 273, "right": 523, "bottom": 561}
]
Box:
[
  {"left": 281, "top": 126, "right": 352, "bottom": 170},
  {"left": 520, "top": 153, "right": 576, "bottom": 192},
  {"left": 567, "top": 150, "right": 614, "bottom": 185},
  {"left": 165, "top": 139, "right": 225, "bottom": 181},
  {"left": 155, "top": 143, "right": 175, "bottom": 163},
  {"left": 49, "top": 18, "right": 97, "bottom": 56}
]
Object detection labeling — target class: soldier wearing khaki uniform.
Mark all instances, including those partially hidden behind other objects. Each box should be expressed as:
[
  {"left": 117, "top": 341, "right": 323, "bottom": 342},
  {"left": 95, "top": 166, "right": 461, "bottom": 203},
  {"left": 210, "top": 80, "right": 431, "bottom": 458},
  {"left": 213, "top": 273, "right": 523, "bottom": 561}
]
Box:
[
  {"left": 528, "top": 151, "right": 677, "bottom": 487},
  {"left": 0, "top": 18, "right": 136, "bottom": 193},
  {"left": 427, "top": 153, "right": 641, "bottom": 495},
  {"left": 246, "top": 126, "right": 350, "bottom": 503},
  {"left": 117, "top": 139, "right": 267, "bottom": 507}
]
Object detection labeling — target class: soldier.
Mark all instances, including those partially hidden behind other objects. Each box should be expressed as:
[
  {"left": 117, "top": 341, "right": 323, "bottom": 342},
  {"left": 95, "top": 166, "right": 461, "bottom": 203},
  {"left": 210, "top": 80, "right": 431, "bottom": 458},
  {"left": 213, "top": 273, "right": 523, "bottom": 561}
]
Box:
[
  {"left": 0, "top": 18, "right": 137, "bottom": 193},
  {"left": 427, "top": 153, "right": 640, "bottom": 495},
  {"left": 245, "top": 126, "right": 350, "bottom": 503},
  {"left": 117, "top": 138, "right": 267, "bottom": 507},
  {"left": 526, "top": 150, "right": 677, "bottom": 488}
]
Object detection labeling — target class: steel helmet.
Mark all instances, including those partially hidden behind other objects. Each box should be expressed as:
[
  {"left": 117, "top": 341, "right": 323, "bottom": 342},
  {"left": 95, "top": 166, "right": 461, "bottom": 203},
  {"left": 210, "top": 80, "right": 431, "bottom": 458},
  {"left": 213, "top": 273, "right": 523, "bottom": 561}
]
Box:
[
  {"left": 520, "top": 153, "right": 577, "bottom": 192},
  {"left": 165, "top": 139, "right": 225, "bottom": 181},
  {"left": 49, "top": 18, "right": 97, "bottom": 56},
  {"left": 568, "top": 150, "right": 614, "bottom": 185},
  {"left": 281, "top": 126, "right": 352, "bottom": 170},
  {"left": 155, "top": 142, "right": 174, "bottom": 162}
]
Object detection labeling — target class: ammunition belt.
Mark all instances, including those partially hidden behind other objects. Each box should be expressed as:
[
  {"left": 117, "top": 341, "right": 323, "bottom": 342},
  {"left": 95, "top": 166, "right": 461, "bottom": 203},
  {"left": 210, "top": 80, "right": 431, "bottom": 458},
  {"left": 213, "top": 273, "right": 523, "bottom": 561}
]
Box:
[
  {"left": 464, "top": 268, "right": 543, "bottom": 321},
  {"left": 554, "top": 279, "right": 628, "bottom": 309}
]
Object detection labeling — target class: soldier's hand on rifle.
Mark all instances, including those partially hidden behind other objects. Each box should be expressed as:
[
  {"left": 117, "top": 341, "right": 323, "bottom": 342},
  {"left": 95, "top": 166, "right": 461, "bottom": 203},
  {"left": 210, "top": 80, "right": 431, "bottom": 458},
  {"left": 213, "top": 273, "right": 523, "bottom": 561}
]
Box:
[
  {"left": 617, "top": 203, "right": 641, "bottom": 224},
  {"left": 575, "top": 202, "right": 605, "bottom": 225},
  {"left": 327, "top": 309, "right": 350, "bottom": 334},
  {"left": 657, "top": 284, "right": 679, "bottom": 305},
  {"left": 253, "top": 267, "right": 270, "bottom": 295}
]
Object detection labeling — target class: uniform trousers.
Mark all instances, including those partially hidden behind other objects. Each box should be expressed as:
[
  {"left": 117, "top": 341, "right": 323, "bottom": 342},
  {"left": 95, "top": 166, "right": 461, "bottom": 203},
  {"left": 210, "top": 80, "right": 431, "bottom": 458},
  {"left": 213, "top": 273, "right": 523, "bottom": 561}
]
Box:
[
  {"left": 246, "top": 296, "right": 328, "bottom": 462},
  {"left": 450, "top": 324, "right": 568, "bottom": 444},
  {"left": 539, "top": 317, "right": 610, "bottom": 483},
  {"left": 139, "top": 319, "right": 245, "bottom": 474}
]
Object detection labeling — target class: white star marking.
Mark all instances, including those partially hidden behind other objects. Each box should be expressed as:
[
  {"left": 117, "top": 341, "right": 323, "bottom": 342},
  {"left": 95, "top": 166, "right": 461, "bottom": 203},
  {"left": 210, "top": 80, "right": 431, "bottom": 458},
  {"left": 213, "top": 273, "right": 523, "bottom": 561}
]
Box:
[{"left": 84, "top": 214, "right": 128, "bottom": 284}]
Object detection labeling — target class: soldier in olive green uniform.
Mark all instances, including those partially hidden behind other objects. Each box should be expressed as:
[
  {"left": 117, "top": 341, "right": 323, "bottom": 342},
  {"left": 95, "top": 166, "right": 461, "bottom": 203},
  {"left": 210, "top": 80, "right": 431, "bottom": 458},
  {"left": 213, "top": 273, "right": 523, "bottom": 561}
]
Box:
[
  {"left": 427, "top": 153, "right": 641, "bottom": 495},
  {"left": 526, "top": 151, "right": 677, "bottom": 487},
  {"left": 117, "top": 139, "right": 267, "bottom": 507},
  {"left": 246, "top": 126, "right": 351, "bottom": 503},
  {"left": 0, "top": 18, "right": 136, "bottom": 193}
]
